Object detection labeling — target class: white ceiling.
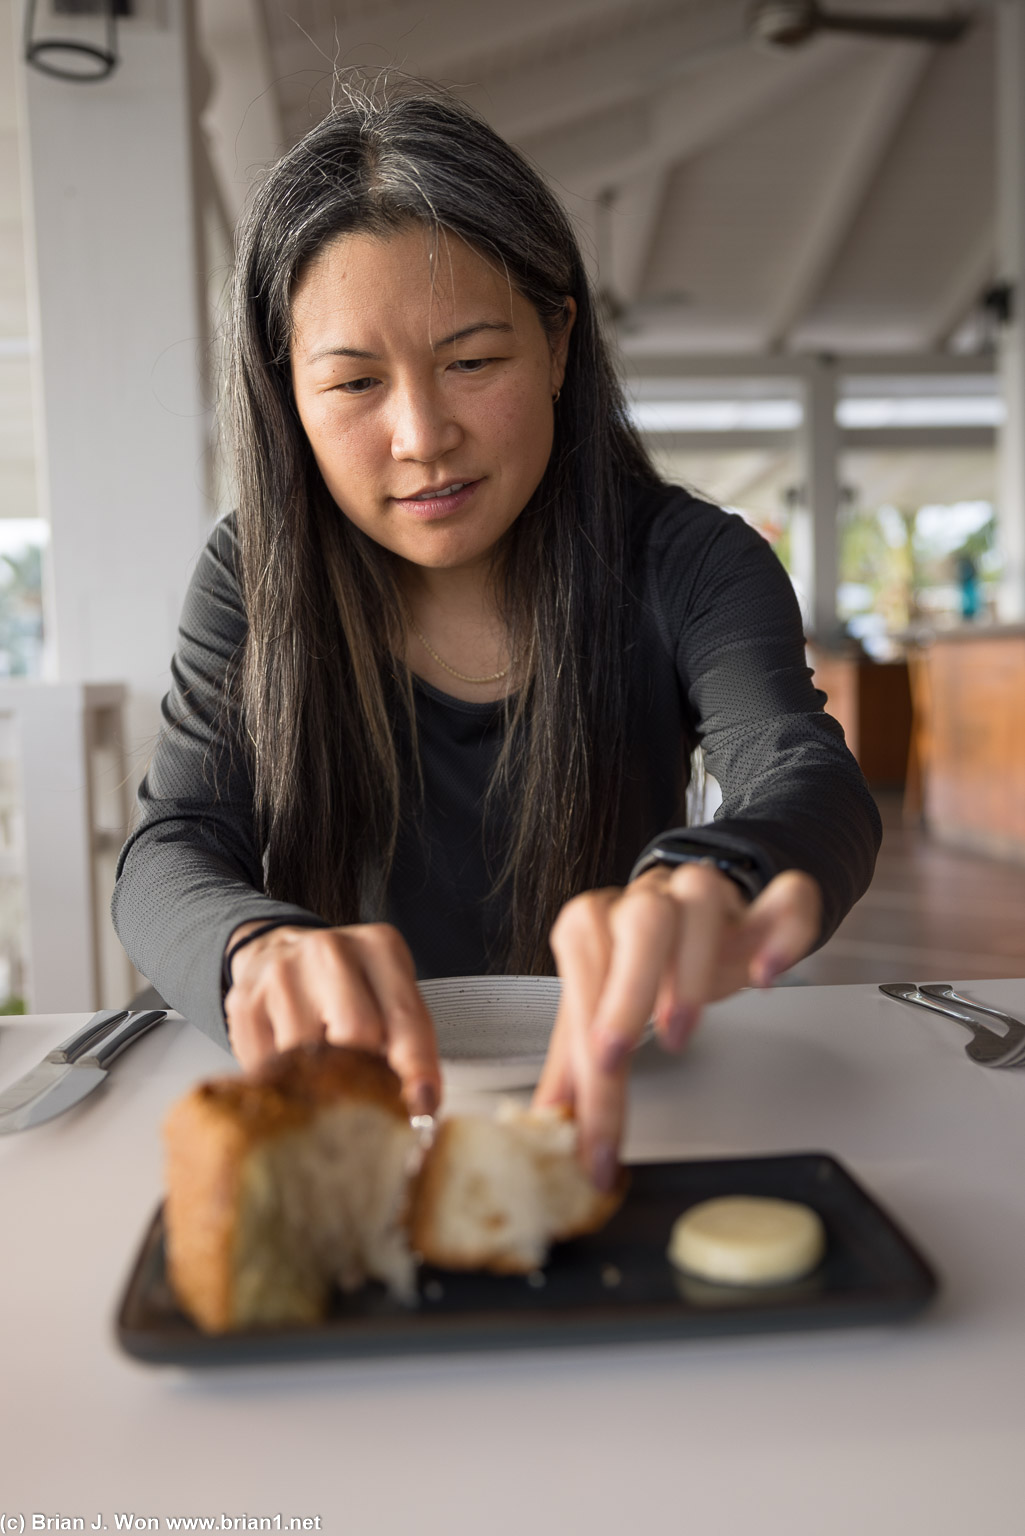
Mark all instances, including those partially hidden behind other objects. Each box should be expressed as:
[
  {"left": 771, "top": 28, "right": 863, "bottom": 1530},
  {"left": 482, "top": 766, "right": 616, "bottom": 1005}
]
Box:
[{"left": 198, "top": 0, "right": 999, "bottom": 358}]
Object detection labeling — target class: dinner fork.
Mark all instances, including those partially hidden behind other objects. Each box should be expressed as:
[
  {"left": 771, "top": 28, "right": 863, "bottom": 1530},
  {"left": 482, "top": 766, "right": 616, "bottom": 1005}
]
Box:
[
  {"left": 878, "top": 982, "right": 1025, "bottom": 1068},
  {"left": 917, "top": 984, "right": 1025, "bottom": 1048}
]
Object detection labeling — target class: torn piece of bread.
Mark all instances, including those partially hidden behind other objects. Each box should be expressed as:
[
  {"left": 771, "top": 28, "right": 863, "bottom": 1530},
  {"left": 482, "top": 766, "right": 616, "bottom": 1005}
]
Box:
[
  {"left": 163, "top": 1044, "right": 417, "bottom": 1333},
  {"left": 410, "top": 1103, "right": 626, "bottom": 1274}
]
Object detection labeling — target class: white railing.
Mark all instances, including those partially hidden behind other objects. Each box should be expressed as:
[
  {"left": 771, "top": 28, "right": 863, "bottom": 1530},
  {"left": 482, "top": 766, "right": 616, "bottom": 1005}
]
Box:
[{"left": 0, "top": 681, "right": 130, "bottom": 1013}]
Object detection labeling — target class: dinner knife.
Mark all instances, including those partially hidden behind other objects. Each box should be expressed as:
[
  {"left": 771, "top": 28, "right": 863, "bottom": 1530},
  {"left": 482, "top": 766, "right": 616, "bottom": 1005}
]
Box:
[
  {"left": 0, "top": 1009, "right": 128, "bottom": 1118},
  {"left": 0, "top": 1009, "right": 167, "bottom": 1133}
]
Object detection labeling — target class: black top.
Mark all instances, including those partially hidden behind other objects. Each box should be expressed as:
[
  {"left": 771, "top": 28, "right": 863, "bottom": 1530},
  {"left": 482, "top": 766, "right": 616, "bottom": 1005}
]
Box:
[{"left": 112, "top": 482, "right": 881, "bottom": 1046}]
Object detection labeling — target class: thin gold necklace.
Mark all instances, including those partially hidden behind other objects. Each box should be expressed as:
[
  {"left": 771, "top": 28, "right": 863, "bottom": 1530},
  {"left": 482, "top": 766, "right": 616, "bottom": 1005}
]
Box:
[{"left": 412, "top": 624, "right": 510, "bottom": 684}]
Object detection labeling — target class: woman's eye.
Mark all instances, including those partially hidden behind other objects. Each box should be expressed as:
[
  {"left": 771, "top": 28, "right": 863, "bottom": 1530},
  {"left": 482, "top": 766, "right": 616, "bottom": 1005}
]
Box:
[
  {"left": 452, "top": 357, "right": 490, "bottom": 373},
  {"left": 338, "top": 376, "right": 377, "bottom": 394}
]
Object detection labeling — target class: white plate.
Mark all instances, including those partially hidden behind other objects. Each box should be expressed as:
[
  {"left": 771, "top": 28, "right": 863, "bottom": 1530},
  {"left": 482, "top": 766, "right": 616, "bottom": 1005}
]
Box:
[{"left": 418, "top": 975, "right": 562, "bottom": 1091}]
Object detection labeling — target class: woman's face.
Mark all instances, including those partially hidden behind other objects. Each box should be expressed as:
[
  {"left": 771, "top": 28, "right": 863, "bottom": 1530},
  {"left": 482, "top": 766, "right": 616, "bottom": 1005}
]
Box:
[{"left": 289, "top": 225, "right": 574, "bottom": 576}]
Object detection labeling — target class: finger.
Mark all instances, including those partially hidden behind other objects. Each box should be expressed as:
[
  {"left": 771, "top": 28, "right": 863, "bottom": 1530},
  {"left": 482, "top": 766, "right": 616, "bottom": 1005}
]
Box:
[
  {"left": 225, "top": 992, "right": 276, "bottom": 1071},
  {"left": 572, "top": 1035, "right": 629, "bottom": 1197},
  {"left": 589, "top": 884, "right": 678, "bottom": 1070},
  {"left": 534, "top": 1005, "right": 575, "bottom": 1110},
  {"left": 262, "top": 964, "right": 333, "bottom": 1053},
  {"left": 354, "top": 924, "right": 442, "bottom": 1116},
  {"left": 547, "top": 893, "right": 619, "bottom": 1188},
  {"left": 294, "top": 932, "right": 382, "bottom": 1046},
  {"left": 661, "top": 864, "right": 744, "bottom": 1048},
  {"left": 743, "top": 871, "right": 822, "bottom": 986}
]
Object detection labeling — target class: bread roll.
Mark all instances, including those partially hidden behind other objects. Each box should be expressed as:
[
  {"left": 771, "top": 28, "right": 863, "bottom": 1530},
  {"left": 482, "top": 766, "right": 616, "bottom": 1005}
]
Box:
[
  {"left": 163, "top": 1043, "right": 417, "bottom": 1332},
  {"left": 410, "top": 1103, "right": 625, "bottom": 1274},
  {"left": 164, "top": 1051, "right": 624, "bottom": 1331}
]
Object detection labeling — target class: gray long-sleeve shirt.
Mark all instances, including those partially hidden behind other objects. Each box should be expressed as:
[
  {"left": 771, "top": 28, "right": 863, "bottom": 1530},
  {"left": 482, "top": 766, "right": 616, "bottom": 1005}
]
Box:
[{"left": 113, "top": 482, "right": 881, "bottom": 1046}]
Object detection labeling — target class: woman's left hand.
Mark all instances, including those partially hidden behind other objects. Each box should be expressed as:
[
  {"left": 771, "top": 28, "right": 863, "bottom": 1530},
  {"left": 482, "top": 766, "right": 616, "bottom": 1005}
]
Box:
[{"left": 533, "top": 863, "right": 822, "bottom": 1191}]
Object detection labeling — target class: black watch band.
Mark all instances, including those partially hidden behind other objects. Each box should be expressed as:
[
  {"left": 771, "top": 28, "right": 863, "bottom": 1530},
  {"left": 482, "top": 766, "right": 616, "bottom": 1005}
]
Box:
[{"left": 630, "top": 842, "right": 764, "bottom": 903}]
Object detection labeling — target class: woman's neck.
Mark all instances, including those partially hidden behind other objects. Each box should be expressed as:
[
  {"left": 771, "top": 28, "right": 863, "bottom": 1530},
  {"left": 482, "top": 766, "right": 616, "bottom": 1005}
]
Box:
[{"left": 399, "top": 560, "right": 514, "bottom": 703}]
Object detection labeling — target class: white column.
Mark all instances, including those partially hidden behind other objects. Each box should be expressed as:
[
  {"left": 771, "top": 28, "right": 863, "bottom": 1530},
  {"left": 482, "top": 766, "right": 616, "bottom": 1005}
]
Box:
[
  {"left": 794, "top": 355, "right": 841, "bottom": 643},
  {"left": 996, "top": 0, "right": 1025, "bottom": 620},
  {"left": 15, "top": 0, "right": 210, "bottom": 752}
]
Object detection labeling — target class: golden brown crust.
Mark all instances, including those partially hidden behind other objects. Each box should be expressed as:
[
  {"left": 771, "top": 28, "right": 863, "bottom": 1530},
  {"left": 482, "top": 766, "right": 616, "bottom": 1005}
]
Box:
[
  {"left": 163, "top": 1044, "right": 408, "bottom": 1332},
  {"left": 182, "top": 1042, "right": 408, "bottom": 1146},
  {"left": 163, "top": 1091, "right": 250, "bottom": 1332}
]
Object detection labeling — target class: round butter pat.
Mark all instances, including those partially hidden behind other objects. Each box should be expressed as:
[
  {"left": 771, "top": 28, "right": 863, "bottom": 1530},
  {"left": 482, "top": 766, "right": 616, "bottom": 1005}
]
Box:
[{"left": 667, "top": 1195, "right": 826, "bottom": 1286}]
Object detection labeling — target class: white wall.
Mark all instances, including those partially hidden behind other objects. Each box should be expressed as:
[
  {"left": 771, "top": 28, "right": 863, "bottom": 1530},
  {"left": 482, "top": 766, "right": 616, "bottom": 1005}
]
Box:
[{"left": 16, "top": 0, "right": 211, "bottom": 762}]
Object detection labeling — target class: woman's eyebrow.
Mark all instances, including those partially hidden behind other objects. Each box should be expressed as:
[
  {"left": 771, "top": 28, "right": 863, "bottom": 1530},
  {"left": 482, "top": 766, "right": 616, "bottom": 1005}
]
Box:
[
  {"left": 434, "top": 320, "right": 514, "bottom": 350},
  {"left": 304, "top": 320, "right": 514, "bottom": 366},
  {"left": 305, "top": 344, "right": 380, "bottom": 364}
]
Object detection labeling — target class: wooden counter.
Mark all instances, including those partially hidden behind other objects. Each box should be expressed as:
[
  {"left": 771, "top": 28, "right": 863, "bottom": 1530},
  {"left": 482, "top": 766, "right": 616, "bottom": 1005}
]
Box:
[
  {"left": 809, "top": 651, "right": 912, "bottom": 788},
  {"left": 920, "top": 627, "right": 1025, "bottom": 862}
]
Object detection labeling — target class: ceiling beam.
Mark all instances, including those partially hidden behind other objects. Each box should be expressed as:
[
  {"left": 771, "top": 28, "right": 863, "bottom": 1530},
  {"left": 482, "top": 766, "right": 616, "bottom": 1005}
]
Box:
[
  {"left": 561, "top": 169, "right": 671, "bottom": 299},
  {"left": 764, "top": 46, "right": 934, "bottom": 350},
  {"left": 527, "top": 33, "right": 857, "bottom": 197},
  {"left": 925, "top": 226, "right": 996, "bottom": 348},
  {"left": 198, "top": 0, "right": 285, "bottom": 225},
  {"left": 839, "top": 426, "right": 995, "bottom": 449},
  {"left": 195, "top": 131, "right": 234, "bottom": 259},
  {"left": 642, "top": 431, "right": 794, "bottom": 451},
  {"left": 608, "top": 167, "right": 672, "bottom": 308},
  {"left": 641, "top": 427, "right": 995, "bottom": 451},
  {"left": 470, "top": 1, "right": 746, "bottom": 145},
  {"left": 621, "top": 351, "right": 996, "bottom": 379}
]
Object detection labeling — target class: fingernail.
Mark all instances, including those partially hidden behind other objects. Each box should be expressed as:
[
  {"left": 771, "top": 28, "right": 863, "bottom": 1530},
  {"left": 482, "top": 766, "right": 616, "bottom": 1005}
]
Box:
[
  {"left": 590, "top": 1140, "right": 618, "bottom": 1193},
  {"left": 409, "top": 1080, "right": 438, "bottom": 1117},
  {"left": 665, "top": 1005, "right": 696, "bottom": 1051},
  {"left": 598, "top": 1033, "right": 630, "bottom": 1073}
]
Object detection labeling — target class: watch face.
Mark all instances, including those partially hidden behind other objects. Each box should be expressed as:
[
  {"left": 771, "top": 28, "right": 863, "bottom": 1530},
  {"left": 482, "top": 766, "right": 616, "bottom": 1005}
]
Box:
[
  {"left": 630, "top": 841, "right": 764, "bottom": 903},
  {"left": 636, "top": 848, "right": 761, "bottom": 900}
]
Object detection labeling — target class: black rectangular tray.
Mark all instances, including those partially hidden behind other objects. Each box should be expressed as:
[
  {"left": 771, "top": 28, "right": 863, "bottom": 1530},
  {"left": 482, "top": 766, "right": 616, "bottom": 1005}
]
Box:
[{"left": 115, "top": 1152, "right": 939, "bottom": 1366}]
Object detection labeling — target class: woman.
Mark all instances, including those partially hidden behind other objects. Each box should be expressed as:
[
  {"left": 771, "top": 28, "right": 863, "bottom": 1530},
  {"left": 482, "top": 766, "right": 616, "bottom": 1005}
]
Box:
[{"left": 113, "top": 80, "right": 880, "bottom": 1191}]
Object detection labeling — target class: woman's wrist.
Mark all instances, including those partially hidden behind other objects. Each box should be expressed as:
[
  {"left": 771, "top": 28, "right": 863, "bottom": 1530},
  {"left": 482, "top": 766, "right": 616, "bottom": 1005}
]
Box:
[
  {"left": 222, "top": 917, "right": 328, "bottom": 995},
  {"left": 630, "top": 842, "right": 764, "bottom": 904}
]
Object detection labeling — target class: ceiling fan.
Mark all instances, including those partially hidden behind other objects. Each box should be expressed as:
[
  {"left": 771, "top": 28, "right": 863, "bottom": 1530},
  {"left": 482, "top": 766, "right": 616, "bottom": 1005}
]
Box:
[{"left": 747, "top": 1, "right": 972, "bottom": 48}]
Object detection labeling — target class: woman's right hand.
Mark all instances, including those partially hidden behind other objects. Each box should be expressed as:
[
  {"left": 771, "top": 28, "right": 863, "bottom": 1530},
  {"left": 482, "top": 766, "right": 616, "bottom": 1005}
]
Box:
[{"left": 224, "top": 921, "right": 441, "bottom": 1117}]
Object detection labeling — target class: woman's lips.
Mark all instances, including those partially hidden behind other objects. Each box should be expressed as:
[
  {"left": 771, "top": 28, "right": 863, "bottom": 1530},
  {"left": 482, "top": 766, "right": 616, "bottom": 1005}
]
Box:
[{"left": 392, "top": 479, "right": 482, "bottom": 520}]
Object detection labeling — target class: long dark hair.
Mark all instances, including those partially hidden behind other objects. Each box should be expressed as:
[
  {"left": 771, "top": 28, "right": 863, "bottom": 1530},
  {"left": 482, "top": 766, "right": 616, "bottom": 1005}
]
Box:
[{"left": 227, "top": 76, "right": 660, "bottom": 973}]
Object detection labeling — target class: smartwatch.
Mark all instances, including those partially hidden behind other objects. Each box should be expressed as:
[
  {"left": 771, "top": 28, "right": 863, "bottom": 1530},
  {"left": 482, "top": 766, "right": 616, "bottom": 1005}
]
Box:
[{"left": 629, "top": 839, "right": 765, "bottom": 903}]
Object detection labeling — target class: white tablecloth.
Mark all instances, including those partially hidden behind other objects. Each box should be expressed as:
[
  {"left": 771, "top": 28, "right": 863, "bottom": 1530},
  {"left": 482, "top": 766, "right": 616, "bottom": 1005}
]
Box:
[{"left": 2, "top": 979, "right": 1025, "bottom": 1535}]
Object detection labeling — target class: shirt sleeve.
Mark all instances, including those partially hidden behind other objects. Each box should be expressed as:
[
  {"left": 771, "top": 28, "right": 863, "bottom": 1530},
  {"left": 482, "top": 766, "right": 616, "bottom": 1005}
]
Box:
[
  {"left": 632, "top": 492, "right": 882, "bottom": 945},
  {"left": 111, "top": 516, "right": 325, "bottom": 1047}
]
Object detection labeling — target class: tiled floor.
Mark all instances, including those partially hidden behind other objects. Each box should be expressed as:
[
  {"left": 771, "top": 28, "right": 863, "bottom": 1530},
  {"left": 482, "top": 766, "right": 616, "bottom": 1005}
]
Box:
[{"left": 788, "top": 793, "right": 1025, "bottom": 986}]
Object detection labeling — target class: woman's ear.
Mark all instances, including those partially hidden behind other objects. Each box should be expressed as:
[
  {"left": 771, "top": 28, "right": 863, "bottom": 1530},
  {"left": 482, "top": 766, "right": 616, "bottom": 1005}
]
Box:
[{"left": 550, "top": 297, "right": 577, "bottom": 395}]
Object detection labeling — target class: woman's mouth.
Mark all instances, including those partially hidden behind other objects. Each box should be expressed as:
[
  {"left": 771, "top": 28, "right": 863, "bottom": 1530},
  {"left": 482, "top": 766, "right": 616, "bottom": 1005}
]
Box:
[{"left": 393, "top": 480, "right": 482, "bottom": 519}]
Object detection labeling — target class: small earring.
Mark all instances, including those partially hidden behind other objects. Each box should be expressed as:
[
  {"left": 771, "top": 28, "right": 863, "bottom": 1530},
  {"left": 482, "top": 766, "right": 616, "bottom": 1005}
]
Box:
[{"left": 552, "top": 388, "right": 561, "bottom": 404}]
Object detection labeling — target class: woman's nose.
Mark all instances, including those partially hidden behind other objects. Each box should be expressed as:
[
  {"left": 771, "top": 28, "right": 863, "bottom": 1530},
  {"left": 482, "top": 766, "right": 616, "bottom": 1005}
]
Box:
[{"left": 389, "top": 383, "right": 463, "bottom": 463}]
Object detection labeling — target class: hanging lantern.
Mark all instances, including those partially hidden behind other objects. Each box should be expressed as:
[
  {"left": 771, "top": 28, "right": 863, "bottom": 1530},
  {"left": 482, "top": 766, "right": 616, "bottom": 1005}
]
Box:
[{"left": 23, "top": 0, "right": 132, "bottom": 84}]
